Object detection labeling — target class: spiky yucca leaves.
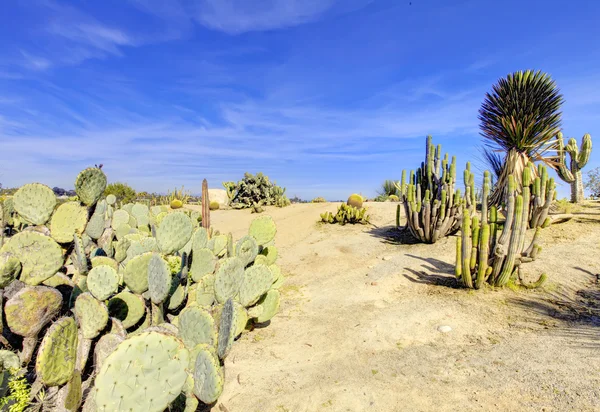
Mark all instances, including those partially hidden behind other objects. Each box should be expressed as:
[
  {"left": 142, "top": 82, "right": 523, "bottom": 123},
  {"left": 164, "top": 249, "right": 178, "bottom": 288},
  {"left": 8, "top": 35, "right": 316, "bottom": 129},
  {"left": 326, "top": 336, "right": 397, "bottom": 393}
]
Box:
[
  {"left": 379, "top": 180, "right": 399, "bottom": 197},
  {"left": 456, "top": 171, "right": 547, "bottom": 289},
  {"left": 396, "top": 135, "right": 473, "bottom": 243},
  {"left": 479, "top": 70, "right": 564, "bottom": 205},
  {"left": 554, "top": 132, "right": 593, "bottom": 203}
]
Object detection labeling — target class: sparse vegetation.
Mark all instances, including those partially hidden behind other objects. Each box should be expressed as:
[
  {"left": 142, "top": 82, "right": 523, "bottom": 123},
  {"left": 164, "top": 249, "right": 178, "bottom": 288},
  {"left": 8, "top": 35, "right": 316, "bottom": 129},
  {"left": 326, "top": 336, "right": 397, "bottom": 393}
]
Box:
[{"left": 104, "top": 182, "right": 136, "bottom": 205}]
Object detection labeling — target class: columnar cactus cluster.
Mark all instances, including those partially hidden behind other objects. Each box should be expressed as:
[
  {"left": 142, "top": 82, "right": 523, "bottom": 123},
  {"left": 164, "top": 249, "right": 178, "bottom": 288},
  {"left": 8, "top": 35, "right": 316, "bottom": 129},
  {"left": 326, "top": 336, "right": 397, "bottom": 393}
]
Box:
[
  {"left": 0, "top": 167, "right": 283, "bottom": 410},
  {"left": 555, "top": 132, "right": 593, "bottom": 203},
  {"left": 456, "top": 167, "right": 553, "bottom": 289},
  {"left": 396, "top": 135, "right": 474, "bottom": 243}
]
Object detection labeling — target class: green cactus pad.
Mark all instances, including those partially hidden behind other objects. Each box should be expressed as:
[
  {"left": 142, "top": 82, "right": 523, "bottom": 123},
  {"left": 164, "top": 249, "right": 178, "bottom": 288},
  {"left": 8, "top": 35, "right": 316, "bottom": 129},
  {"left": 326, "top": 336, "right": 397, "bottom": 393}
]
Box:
[
  {"left": 93, "top": 333, "right": 124, "bottom": 374},
  {"left": 94, "top": 332, "right": 190, "bottom": 412},
  {"left": 87, "top": 265, "right": 119, "bottom": 301},
  {"left": 190, "top": 247, "right": 217, "bottom": 282},
  {"left": 235, "top": 235, "right": 259, "bottom": 267},
  {"left": 36, "top": 317, "right": 78, "bottom": 386},
  {"left": 86, "top": 207, "right": 106, "bottom": 240},
  {"left": 254, "top": 289, "right": 280, "bottom": 323},
  {"left": 105, "top": 194, "right": 117, "bottom": 205},
  {"left": 239, "top": 264, "right": 273, "bottom": 307},
  {"left": 178, "top": 306, "right": 217, "bottom": 348},
  {"left": 190, "top": 274, "right": 216, "bottom": 307},
  {"left": 64, "top": 369, "right": 83, "bottom": 412},
  {"left": 115, "top": 223, "right": 132, "bottom": 240},
  {"left": 157, "top": 212, "right": 193, "bottom": 254},
  {"left": 167, "top": 279, "right": 186, "bottom": 311},
  {"left": 192, "top": 346, "right": 224, "bottom": 404},
  {"left": 248, "top": 215, "right": 277, "bottom": 245},
  {"left": 5, "top": 286, "right": 62, "bottom": 337},
  {"left": 192, "top": 227, "right": 209, "bottom": 250},
  {"left": 113, "top": 237, "right": 131, "bottom": 263},
  {"left": 0, "top": 252, "right": 21, "bottom": 287},
  {"left": 148, "top": 254, "right": 171, "bottom": 304},
  {"left": 214, "top": 257, "right": 244, "bottom": 303},
  {"left": 270, "top": 265, "right": 285, "bottom": 289},
  {"left": 0, "top": 231, "right": 64, "bottom": 285},
  {"left": 107, "top": 291, "right": 146, "bottom": 329},
  {"left": 111, "top": 210, "right": 130, "bottom": 230},
  {"left": 75, "top": 168, "right": 107, "bottom": 206},
  {"left": 131, "top": 203, "right": 150, "bottom": 225},
  {"left": 74, "top": 292, "right": 109, "bottom": 339},
  {"left": 234, "top": 302, "right": 249, "bottom": 336},
  {"left": 253, "top": 254, "right": 269, "bottom": 266},
  {"left": 123, "top": 251, "right": 157, "bottom": 294},
  {"left": 217, "top": 298, "right": 236, "bottom": 360},
  {"left": 50, "top": 201, "right": 89, "bottom": 243},
  {"left": 150, "top": 205, "right": 162, "bottom": 216},
  {"left": 90, "top": 256, "right": 119, "bottom": 271},
  {"left": 13, "top": 183, "right": 57, "bottom": 225},
  {"left": 207, "top": 234, "right": 228, "bottom": 257},
  {"left": 42, "top": 272, "right": 74, "bottom": 288},
  {"left": 260, "top": 245, "right": 278, "bottom": 265}
]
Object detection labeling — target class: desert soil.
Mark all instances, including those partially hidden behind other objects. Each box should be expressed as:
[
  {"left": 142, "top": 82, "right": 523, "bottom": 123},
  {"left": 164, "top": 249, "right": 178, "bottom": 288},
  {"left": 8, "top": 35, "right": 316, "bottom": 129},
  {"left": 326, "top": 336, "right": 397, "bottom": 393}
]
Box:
[{"left": 196, "top": 201, "right": 600, "bottom": 412}]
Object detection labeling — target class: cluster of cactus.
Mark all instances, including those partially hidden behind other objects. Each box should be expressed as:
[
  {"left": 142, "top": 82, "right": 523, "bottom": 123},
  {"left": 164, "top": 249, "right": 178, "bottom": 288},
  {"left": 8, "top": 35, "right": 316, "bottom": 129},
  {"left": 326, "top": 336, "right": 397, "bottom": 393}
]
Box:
[
  {"left": 456, "top": 167, "right": 552, "bottom": 289},
  {"left": 320, "top": 195, "right": 370, "bottom": 225},
  {"left": 223, "top": 172, "right": 290, "bottom": 210},
  {"left": 0, "top": 168, "right": 284, "bottom": 410},
  {"left": 161, "top": 186, "right": 192, "bottom": 209},
  {"left": 555, "top": 132, "right": 593, "bottom": 203},
  {"left": 311, "top": 197, "right": 326, "bottom": 203},
  {"left": 396, "top": 135, "right": 474, "bottom": 243}
]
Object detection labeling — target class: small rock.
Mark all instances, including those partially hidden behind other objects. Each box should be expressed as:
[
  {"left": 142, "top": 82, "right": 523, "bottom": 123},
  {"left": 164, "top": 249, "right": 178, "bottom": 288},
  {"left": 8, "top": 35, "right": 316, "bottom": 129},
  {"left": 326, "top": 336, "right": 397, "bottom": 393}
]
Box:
[
  {"left": 382, "top": 256, "right": 392, "bottom": 261},
  {"left": 368, "top": 265, "right": 374, "bottom": 269},
  {"left": 371, "top": 282, "right": 378, "bottom": 286},
  {"left": 437, "top": 325, "right": 452, "bottom": 333}
]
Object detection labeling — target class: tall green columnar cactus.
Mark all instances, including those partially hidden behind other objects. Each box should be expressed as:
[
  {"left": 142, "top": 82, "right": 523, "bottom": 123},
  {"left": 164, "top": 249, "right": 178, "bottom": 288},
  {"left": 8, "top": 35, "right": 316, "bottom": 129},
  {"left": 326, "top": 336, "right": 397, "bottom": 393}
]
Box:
[
  {"left": 555, "top": 132, "right": 592, "bottom": 203},
  {"left": 529, "top": 163, "right": 555, "bottom": 229},
  {"left": 396, "top": 135, "right": 472, "bottom": 243},
  {"left": 457, "top": 171, "right": 546, "bottom": 289},
  {"left": 202, "top": 178, "right": 210, "bottom": 230}
]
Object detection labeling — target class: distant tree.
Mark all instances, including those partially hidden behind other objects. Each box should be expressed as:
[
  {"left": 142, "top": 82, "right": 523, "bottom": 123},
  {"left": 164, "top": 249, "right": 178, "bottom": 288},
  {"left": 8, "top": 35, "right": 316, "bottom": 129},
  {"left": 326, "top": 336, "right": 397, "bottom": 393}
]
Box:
[
  {"left": 584, "top": 167, "right": 600, "bottom": 198},
  {"left": 105, "top": 182, "right": 136, "bottom": 204},
  {"left": 52, "top": 187, "right": 67, "bottom": 196}
]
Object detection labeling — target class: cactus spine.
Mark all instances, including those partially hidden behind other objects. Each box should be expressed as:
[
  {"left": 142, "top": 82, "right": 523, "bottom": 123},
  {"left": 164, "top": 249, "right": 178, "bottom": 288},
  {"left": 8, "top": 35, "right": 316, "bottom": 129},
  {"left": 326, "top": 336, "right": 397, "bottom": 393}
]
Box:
[{"left": 555, "top": 132, "right": 592, "bottom": 203}]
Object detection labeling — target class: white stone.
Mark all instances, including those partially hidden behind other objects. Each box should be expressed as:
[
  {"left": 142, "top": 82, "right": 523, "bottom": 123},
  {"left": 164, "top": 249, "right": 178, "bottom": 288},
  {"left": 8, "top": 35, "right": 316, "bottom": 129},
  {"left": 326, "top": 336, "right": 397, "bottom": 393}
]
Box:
[
  {"left": 207, "top": 189, "right": 229, "bottom": 206},
  {"left": 437, "top": 325, "right": 452, "bottom": 333}
]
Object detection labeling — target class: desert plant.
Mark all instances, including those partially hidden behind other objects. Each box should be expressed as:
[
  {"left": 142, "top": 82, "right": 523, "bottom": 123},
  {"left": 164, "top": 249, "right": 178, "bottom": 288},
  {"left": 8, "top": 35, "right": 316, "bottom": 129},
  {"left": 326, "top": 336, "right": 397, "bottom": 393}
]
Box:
[
  {"left": 379, "top": 180, "right": 399, "bottom": 197},
  {"left": 0, "top": 167, "right": 283, "bottom": 410},
  {"left": 456, "top": 170, "right": 549, "bottom": 289},
  {"left": 320, "top": 203, "right": 370, "bottom": 225},
  {"left": 226, "top": 172, "right": 289, "bottom": 209},
  {"left": 162, "top": 186, "right": 191, "bottom": 209},
  {"left": 479, "top": 70, "right": 564, "bottom": 206},
  {"left": 584, "top": 167, "right": 600, "bottom": 198},
  {"left": 209, "top": 201, "right": 220, "bottom": 210},
  {"left": 347, "top": 194, "right": 364, "bottom": 209},
  {"left": 388, "top": 194, "right": 399, "bottom": 202},
  {"left": 311, "top": 197, "right": 326, "bottom": 203},
  {"left": 555, "top": 132, "right": 593, "bottom": 203},
  {"left": 104, "top": 182, "right": 136, "bottom": 205},
  {"left": 396, "top": 135, "right": 474, "bottom": 243}
]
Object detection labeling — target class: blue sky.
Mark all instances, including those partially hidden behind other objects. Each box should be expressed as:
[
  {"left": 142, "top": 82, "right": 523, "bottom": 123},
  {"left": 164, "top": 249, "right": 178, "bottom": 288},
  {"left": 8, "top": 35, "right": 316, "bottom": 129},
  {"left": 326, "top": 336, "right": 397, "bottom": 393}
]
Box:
[{"left": 1, "top": 0, "right": 599, "bottom": 200}]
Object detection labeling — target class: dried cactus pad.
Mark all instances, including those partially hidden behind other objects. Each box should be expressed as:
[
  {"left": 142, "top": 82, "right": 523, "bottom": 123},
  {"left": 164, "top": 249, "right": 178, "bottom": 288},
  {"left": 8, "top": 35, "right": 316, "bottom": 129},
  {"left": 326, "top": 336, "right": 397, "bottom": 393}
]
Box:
[
  {"left": 107, "top": 291, "right": 146, "bottom": 329},
  {"left": 193, "top": 346, "right": 224, "bottom": 404},
  {"left": 147, "top": 253, "right": 171, "bottom": 304},
  {"left": 0, "top": 252, "right": 21, "bottom": 288},
  {"left": 87, "top": 265, "right": 119, "bottom": 301},
  {"left": 217, "top": 298, "right": 236, "bottom": 360},
  {"left": 248, "top": 215, "right": 277, "bottom": 245},
  {"left": 178, "top": 306, "right": 217, "bottom": 348},
  {"left": 94, "top": 332, "right": 190, "bottom": 412},
  {"left": 214, "top": 257, "right": 244, "bottom": 303},
  {"left": 50, "top": 201, "right": 89, "bottom": 243},
  {"left": 235, "top": 235, "right": 258, "bottom": 267},
  {"left": 12, "top": 183, "right": 56, "bottom": 225},
  {"left": 0, "top": 231, "right": 64, "bottom": 285},
  {"left": 239, "top": 264, "right": 273, "bottom": 307},
  {"left": 75, "top": 168, "right": 107, "bottom": 206},
  {"left": 157, "top": 212, "right": 193, "bottom": 254},
  {"left": 74, "top": 293, "right": 109, "bottom": 339},
  {"left": 5, "top": 286, "right": 62, "bottom": 337},
  {"left": 36, "top": 317, "right": 78, "bottom": 387}
]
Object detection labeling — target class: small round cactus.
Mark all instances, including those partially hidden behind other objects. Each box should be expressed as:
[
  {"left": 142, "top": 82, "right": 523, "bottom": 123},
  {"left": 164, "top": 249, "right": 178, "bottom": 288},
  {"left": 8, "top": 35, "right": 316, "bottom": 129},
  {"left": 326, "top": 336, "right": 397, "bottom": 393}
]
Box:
[
  {"left": 209, "top": 201, "right": 220, "bottom": 210},
  {"left": 347, "top": 193, "right": 363, "bottom": 208},
  {"left": 170, "top": 199, "right": 183, "bottom": 209}
]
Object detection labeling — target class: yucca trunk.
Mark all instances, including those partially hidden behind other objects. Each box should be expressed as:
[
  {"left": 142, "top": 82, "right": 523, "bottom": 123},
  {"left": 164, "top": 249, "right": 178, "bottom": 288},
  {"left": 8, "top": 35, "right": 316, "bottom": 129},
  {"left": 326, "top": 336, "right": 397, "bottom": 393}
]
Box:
[{"left": 489, "top": 149, "right": 531, "bottom": 206}]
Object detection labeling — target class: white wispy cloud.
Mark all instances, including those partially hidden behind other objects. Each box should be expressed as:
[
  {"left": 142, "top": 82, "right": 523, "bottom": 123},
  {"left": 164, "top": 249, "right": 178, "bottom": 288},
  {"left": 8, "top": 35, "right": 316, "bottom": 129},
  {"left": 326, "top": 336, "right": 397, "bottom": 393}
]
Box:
[
  {"left": 192, "top": 0, "right": 373, "bottom": 34},
  {"left": 19, "top": 51, "right": 52, "bottom": 71}
]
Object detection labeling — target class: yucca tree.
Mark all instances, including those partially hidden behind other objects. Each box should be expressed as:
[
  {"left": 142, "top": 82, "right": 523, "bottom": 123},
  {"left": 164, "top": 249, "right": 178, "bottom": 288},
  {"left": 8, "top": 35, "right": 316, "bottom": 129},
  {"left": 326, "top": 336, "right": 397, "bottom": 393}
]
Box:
[{"left": 479, "top": 70, "right": 564, "bottom": 205}]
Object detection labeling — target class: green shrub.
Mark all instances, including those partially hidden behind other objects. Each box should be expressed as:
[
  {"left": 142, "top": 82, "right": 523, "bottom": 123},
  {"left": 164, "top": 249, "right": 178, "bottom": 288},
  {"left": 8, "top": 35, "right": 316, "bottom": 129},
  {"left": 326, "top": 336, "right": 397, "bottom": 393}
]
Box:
[
  {"left": 104, "top": 182, "right": 136, "bottom": 205},
  {"left": 311, "top": 197, "right": 326, "bottom": 203}
]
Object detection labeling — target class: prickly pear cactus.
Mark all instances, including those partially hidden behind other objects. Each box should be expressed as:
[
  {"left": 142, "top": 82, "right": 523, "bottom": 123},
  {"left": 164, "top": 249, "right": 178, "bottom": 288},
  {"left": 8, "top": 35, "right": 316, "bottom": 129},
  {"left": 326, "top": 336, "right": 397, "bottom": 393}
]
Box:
[
  {"left": 248, "top": 215, "right": 277, "bottom": 245},
  {"left": 190, "top": 248, "right": 218, "bottom": 282},
  {"left": 74, "top": 293, "right": 109, "bottom": 339},
  {"left": 239, "top": 264, "right": 273, "bottom": 307},
  {"left": 12, "top": 183, "right": 57, "bottom": 225},
  {"left": 178, "top": 306, "right": 217, "bottom": 348},
  {"left": 107, "top": 291, "right": 146, "bottom": 329},
  {"left": 148, "top": 253, "right": 171, "bottom": 304},
  {"left": 235, "top": 235, "right": 259, "bottom": 267},
  {"left": 214, "top": 257, "right": 244, "bottom": 303},
  {"left": 217, "top": 298, "right": 236, "bottom": 360},
  {"left": 75, "top": 167, "right": 107, "bottom": 206},
  {"left": 157, "top": 212, "right": 193, "bottom": 254},
  {"left": 35, "top": 317, "right": 78, "bottom": 386},
  {"left": 50, "top": 201, "right": 89, "bottom": 243},
  {"left": 252, "top": 289, "right": 280, "bottom": 323},
  {"left": 5, "top": 286, "right": 62, "bottom": 337},
  {"left": 123, "top": 251, "right": 157, "bottom": 294},
  {"left": 94, "top": 332, "right": 190, "bottom": 411},
  {"left": 0, "top": 252, "right": 21, "bottom": 287},
  {"left": 192, "top": 346, "right": 224, "bottom": 404},
  {"left": 0, "top": 231, "right": 64, "bottom": 285}
]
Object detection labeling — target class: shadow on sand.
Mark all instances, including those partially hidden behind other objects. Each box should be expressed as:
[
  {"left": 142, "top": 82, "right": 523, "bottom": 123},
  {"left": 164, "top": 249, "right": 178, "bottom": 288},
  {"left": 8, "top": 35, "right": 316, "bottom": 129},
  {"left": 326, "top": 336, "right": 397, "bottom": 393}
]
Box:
[
  {"left": 402, "top": 254, "right": 461, "bottom": 289},
  {"left": 367, "top": 225, "right": 421, "bottom": 245}
]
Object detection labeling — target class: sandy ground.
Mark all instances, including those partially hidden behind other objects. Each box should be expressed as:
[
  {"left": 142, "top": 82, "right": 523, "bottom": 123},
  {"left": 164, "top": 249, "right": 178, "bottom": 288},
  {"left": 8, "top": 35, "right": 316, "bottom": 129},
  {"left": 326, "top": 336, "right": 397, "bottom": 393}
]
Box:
[{"left": 194, "top": 201, "right": 600, "bottom": 412}]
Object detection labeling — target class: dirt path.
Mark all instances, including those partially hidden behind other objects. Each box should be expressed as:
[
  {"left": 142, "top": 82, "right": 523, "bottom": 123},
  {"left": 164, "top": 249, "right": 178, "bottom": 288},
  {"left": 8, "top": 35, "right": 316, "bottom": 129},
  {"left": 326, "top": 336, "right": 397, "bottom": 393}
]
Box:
[{"left": 202, "top": 202, "right": 600, "bottom": 412}]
